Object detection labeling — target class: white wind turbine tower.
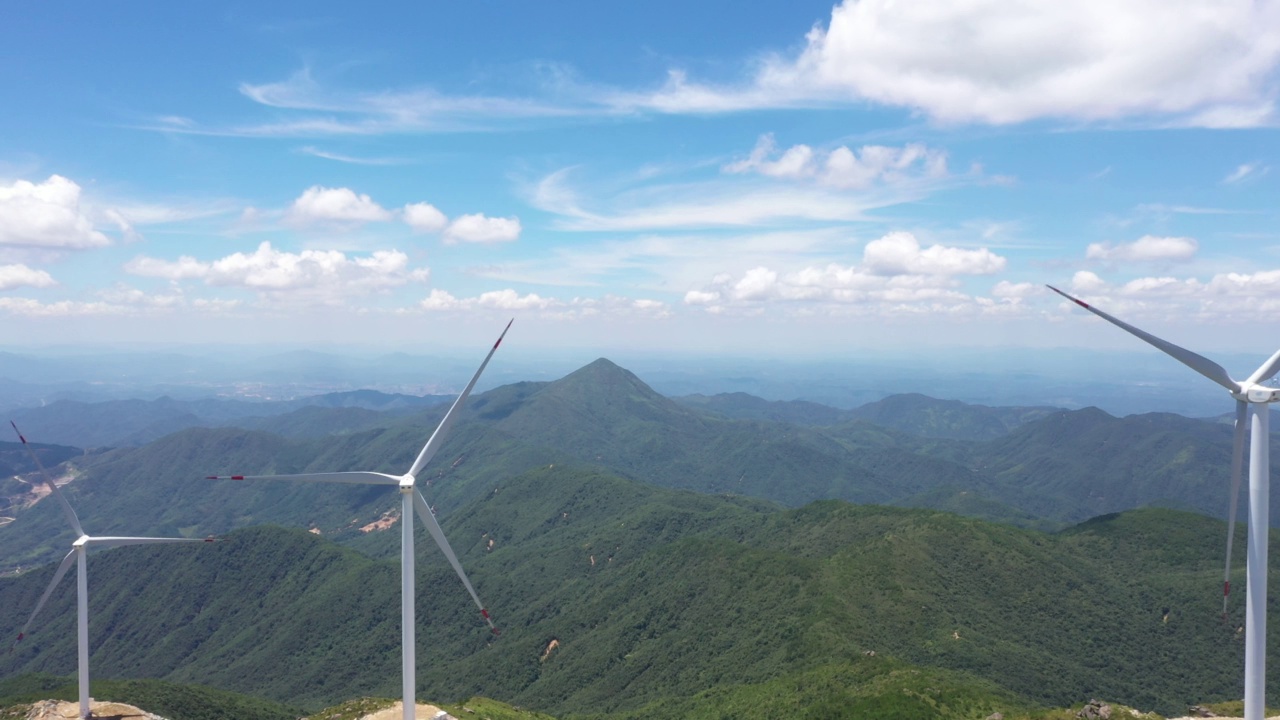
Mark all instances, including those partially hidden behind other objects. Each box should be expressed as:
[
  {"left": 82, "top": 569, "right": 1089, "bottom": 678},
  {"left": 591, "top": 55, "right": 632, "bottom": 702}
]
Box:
[
  {"left": 1049, "top": 286, "right": 1280, "bottom": 720},
  {"left": 207, "top": 320, "right": 511, "bottom": 720},
  {"left": 9, "top": 422, "right": 214, "bottom": 720}
]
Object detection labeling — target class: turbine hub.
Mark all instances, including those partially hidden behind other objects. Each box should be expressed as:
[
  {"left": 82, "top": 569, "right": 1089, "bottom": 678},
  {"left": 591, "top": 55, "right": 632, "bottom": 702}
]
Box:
[{"left": 399, "top": 474, "right": 415, "bottom": 490}]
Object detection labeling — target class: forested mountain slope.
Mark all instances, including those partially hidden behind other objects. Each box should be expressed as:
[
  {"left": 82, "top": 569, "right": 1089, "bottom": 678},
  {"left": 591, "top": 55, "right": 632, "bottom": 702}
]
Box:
[{"left": 0, "top": 467, "right": 1266, "bottom": 717}]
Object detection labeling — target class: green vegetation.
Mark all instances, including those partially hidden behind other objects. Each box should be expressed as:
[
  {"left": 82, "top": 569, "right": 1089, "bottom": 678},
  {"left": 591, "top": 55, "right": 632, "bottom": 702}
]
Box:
[
  {"left": 0, "top": 673, "right": 298, "bottom": 720},
  {"left": 2, "top": 358, "right": 1275, "bottom": 719},
  {"left": 301, "top": 696, "right": 397, "bottom": 720},
  {"left": 443, "top": 696, "right": 559, "bottom": 720},
  {"left": 0, "top": 466, "right": 1269, "bottom": 717},
  {"left": 572, "top": 659, "right": 1034, "bottom": 720}
]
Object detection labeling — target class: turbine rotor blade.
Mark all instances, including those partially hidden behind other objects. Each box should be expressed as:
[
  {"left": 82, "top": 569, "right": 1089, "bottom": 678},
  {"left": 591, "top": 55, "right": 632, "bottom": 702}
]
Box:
[
  {"left": 1046, "top": 286, "right": 1240, "bottom": 393},
  {"left": 85, "top": 536, "right": 210, "bottom": 548},
  {"left": 1223, "top": 400, "right": 1248, "bottom": 618},
  {"left": 1245, "top": 348, "right": 1280, "bottom": 386},
  {"left": 412, "top": 488, "right": 498, "bottom": 634},
  {"left": 12, "top": 548, "right": 77, "bottom": 649},
  {"left": 204, "top": 471, "right": 400, "bottom": 485},
  {"left": 10, "top": 421, "right": 83, "bottom": 536},
  {"left": 407, "top": 319, "right": 513, "bottom": 479}
]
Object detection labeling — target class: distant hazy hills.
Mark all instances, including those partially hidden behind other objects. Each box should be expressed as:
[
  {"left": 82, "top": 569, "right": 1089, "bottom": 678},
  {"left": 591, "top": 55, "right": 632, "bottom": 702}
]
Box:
[
  {"left": 0, "top": 466, "right": 1263, "bottom": 717},
  {"left": 676, "top": 390, "right": 1058, "bottom": 441},
  {"left": 6, "top": 390, "right": 451, "bottom": 448},
  {"left": 0, "top": 356, "right": 1269, "bottom": 573}
]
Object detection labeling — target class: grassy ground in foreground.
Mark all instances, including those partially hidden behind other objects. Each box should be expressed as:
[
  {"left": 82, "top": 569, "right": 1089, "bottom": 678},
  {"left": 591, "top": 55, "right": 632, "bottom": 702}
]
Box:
[{"left": 0, "top": 674, "right": 298, "bottom": 720}]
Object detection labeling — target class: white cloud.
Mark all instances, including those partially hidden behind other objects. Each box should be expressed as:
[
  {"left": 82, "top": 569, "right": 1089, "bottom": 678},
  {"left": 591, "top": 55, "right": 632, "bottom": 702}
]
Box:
[
  {"left": 681, "top": 231, "right": 1010, "bottom": 314},
  {"left": 98, "top": 284, "right": 186, "bottom": 308},
  {"left": 125, "top": 242, "right": 430, "bottom": 296},
  {"left": 0, "top": 297, "right": 118, "bottom": 316},
  {"left": 1070, "top": 271, "right": 1108, "bottom": 293},
  {"left": 1206, "top": 269, "right": 1280, "bottom": 296},
  {"left": 417, "top": 288, "right": 669, "bottom": 319},
  {"left": 632, "top": 298, "right": 666, "bottom": 312},
  {"left": 124, "top": 255, "right": 209, "bottom": 280},
  {"left": 862, "top": 232, "right": 1006, "bottom": 275},
  {"left": 533, "top": 169, "right": 894, "bottom": 231},
  {"left": 1056, "top": 269, "right": 1280, "bottom": 321},
  {"left": 733, "top": 267, "right": 780, "bottom": 301},
  {"left": 683, "top": 289, "right": 721, "bottom": 305},
  {"left": 475, "top": 288, "right": 554, "bottom": 310},
  {"left": 286, "top": 186, "right": 392, "bottom": 225},
  {"left": 0, "top": 287, "right": 195, "bottom": 317},
  {"left": 724, "top": 136, "right": 816, "bottom": 179},
  {"left": 420, "top": 288, "right": 552, "bottom": 310},
  {"left": 1085, "top": 235, "right": 1198, "bottom": 262},
  {"left": 192, "top": 298, "right": 242, "bottom": 312},
  {"left": 626, "top": 0, "right": 1280, "bottom": 126},
  {"left": 420, "top": 288, "right": 461, "bottom": 310},
  {"left": 444, "top": 214, "right": 521, "bottom": 244},
  {"left": 0, "top": 264, "right": 56, "bottom": 291},
  {"left": 725, "top": 135, "right": 948, "bottom": 189},
  {"left": 0, "top": 176, "right": 111, "bottom": 249},
  {"left": 991, "top": 281, "right": 1037, "bottom": 300},
  {"left": 157, "top": 2, "right": 1280, "bottom": 140},
  {"left": 1223, "top": 162, "right": 1270, "bottom": 184},
  {"left": 404, "top": 202, "right": 449, "bottom": 233},
  {"left": 208, "top": 243, "right": 426, "bottom": 291}
]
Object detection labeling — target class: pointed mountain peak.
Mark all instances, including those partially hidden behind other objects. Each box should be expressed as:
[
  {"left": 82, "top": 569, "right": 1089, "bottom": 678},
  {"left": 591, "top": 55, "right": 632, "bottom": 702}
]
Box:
[
  {"left": 492, "top": 358, "right": 690, "bottom": 434},
  {"left": 555, "top": 358, "right": 662, "bottom": 398},
  {"left": 576, "top": 357, "right": 627, "bottom": 374}
]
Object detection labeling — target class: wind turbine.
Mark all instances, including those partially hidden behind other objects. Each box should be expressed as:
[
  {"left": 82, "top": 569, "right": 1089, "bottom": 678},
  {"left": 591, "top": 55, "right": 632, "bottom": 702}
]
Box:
[
  {"left": 1049, "top": 285, "right": 1280, "bottom": 720},
  {"left": 9, "top": 422, "right": 214, "bottom": 720},
  {"left": 207, "top": 320, "right": 511, "bottom": 720}
]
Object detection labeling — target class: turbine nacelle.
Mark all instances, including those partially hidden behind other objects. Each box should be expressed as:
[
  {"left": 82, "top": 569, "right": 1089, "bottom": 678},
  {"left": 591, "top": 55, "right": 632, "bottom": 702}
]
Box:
[
  {"left": 399, "top": 474, "right": 416, "bottom": 490},
  {"left": 1237, "top": 384, "right": 1280, "bottom": 404}
]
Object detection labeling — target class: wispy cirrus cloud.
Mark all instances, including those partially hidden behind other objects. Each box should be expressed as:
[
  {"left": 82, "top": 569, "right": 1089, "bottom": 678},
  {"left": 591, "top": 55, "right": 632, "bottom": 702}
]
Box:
[
  {"left": 147, "top": 0, "right": 1280, "bottom": 138},
  {"left": 297, "top": 146, "right": 411, "bottom": 166},
  {"left": 532, "top": 164, "right": 947, "bottom": 233},
  {"left": 1222, "top": 162, "right": 1271, "bottom": 184}
]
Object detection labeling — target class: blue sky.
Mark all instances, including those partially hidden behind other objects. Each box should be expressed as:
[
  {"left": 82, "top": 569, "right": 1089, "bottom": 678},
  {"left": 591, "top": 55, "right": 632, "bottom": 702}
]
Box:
[{"left": 1, "top": 0, "right": 1278, "bottom": 361}]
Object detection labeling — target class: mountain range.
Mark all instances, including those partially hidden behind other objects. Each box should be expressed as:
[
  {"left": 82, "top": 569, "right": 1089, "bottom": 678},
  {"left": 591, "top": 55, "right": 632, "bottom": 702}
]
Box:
[{"left": 0, "top": 356, "right": 1273, "bottom": 717}]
